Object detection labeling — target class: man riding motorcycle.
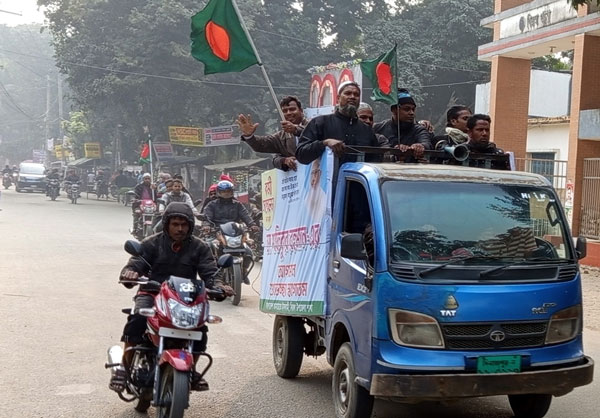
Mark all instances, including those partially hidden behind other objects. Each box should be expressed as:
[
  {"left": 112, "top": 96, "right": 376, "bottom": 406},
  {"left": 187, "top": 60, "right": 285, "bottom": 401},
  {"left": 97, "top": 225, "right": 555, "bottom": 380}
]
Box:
[
  {"left": 112, "top": 202, "right": 234, "bottom": 392},
  {"left": 132, "top": 173, "right": 155, "bottom": 237},
  {"left": 203, "top": 180, "right": 258, "bottom": 284},
  {"left": 46, "top": 169, "right": 61, "bottom": 196}
]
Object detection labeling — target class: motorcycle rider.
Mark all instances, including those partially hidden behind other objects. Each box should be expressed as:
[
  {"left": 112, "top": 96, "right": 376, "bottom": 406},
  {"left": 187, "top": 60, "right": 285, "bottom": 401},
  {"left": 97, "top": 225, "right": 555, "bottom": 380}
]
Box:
[
  {"left": 112, "top": 202, "right": 234, "bottom": 392},
  {"left": 45, "top": 168, "right": 61, "bottom": 196},
  {"left": 203, "top": 180, "right": 258, "bottom": 284},
  {"left": 64, "top": 170, "right": 80, "bottom": 196},
  {"left": 132, "top": 173, "right": 155, "bottom": 237},
  {"left": 2, "top": 165, "right": 12, "bottom": 175}
]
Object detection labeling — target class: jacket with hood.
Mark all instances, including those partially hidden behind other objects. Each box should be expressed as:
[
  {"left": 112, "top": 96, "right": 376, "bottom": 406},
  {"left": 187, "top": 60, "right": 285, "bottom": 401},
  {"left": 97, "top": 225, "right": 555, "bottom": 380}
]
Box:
[
  {"left": 203, "top": 197, "right": 254, "bottom": 227},
  {"left": 122, "top": 202, "right": 221, "bottom": 288}
]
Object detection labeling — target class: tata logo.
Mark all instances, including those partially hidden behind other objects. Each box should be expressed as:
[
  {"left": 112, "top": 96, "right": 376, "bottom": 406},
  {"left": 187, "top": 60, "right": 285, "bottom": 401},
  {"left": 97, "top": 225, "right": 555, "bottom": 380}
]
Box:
[{"left": 490, "top": 330, "right": 506, "bottom": 342}]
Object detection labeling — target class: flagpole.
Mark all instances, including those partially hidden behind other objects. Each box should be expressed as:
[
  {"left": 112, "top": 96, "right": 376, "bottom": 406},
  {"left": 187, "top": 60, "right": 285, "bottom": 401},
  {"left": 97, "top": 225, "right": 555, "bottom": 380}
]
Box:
[
  {"left": 393, "top": 43, "right": 400, "bottom": 146},
  {"left": 230, "top": 0, "right": 285, "bottom": 121}
]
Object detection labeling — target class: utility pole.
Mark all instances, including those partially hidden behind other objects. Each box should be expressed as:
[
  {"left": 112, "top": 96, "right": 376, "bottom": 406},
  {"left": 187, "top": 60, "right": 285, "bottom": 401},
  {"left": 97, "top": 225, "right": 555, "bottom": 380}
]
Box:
[
  {"left": 45, "top": 75, "right": 51, "bottom": 157},
  {"left": 57, "top": 76, "right": 64, "bottom": 137}
]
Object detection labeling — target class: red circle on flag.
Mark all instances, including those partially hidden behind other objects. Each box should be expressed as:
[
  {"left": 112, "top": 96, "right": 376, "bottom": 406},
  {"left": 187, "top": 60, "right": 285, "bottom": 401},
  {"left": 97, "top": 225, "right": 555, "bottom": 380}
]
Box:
[
  {"left": 375, "top": 62, "right": 392, "bottom": 95},
  {"left": 206, "top": 21, "right": 230, "bottom": 61}
]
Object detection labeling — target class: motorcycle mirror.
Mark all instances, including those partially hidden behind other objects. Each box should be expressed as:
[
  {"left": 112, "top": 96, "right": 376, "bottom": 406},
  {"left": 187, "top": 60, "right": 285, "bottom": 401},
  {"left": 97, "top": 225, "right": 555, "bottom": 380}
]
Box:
[
  {"left": 217, "top": 254, "right": 234, "bottom": 268},
  {"left": 124, "top": 240, "right": 142, "bottom": 256}
]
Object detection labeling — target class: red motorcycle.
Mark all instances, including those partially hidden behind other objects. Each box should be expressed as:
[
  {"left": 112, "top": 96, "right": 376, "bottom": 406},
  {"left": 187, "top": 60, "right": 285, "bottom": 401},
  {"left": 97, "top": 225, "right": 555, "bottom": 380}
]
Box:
[
  {"left": 106, "top": 240, "right": 233, "bottom": 418},
  {"left": 132, "top": 199, "right": 158, "bottom": 239}
]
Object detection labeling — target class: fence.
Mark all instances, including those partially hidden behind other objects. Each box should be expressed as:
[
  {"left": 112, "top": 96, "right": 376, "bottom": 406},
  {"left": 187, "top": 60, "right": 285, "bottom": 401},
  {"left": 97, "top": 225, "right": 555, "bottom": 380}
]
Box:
[
  {"left": 514, "top": 158, "right": 568, "bottom": 203},
  {"left": 580, "top": 158, "right": 600, "bottom": 240}
]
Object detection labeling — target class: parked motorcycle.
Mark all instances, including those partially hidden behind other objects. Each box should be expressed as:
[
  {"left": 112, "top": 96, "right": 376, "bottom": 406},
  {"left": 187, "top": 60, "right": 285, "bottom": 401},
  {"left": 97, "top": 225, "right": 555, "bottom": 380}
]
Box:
[
  {"left": 47, "top": 178, "right": 61, "bottom": 201},
  {"left": 64, "top": 181, "right": 81, "bottom": 204},
  {"left": 106, "top": 240, "right": 233, "bottom": 418},
  {"left": 211, "top": 222, "right": 254, "bottom": 306},
  {"left": 2, "top": 173, "right": 11, "bottom": 189},
  {"left": 132, "top": 199, "right": 158, "bottom": 240}
]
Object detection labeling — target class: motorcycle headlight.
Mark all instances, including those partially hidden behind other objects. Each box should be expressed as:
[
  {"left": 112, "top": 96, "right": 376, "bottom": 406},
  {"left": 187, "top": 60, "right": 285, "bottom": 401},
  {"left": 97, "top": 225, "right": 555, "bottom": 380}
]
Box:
[
  {"left": 545, "top": 305, "right": 582, "bottom": 344},
  {"left": 225, "top": 235, "right": 242, "bottom": 248},
  {"left": 388, "top": 309, "right": 444, "bottom": 349},
  {"left": 167, "top": 300, "right": 203, "bottom": 329},
  {"left": 143, "top": 206, "right": 154, "bottom": 214}
]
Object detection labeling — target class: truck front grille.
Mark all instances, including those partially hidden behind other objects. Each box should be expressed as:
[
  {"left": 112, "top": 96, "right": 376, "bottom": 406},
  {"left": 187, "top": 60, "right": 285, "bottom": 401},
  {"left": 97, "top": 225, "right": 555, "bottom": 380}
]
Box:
[{"left": 441, "top": 321, "right": 547, "bottom": 350}]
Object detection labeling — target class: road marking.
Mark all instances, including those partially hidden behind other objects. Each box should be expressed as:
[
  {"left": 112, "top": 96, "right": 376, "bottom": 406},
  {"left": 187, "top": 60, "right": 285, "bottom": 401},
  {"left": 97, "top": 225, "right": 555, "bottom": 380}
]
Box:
[{"left": 55, "top": 384, "right": 94, "bottom": 396}]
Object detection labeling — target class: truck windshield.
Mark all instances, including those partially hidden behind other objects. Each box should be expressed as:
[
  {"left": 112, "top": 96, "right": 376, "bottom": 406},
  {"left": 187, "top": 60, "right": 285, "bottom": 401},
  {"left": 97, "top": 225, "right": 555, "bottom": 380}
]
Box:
[{"left": 383, "top": 181, "right": 572, "bottom": 264}]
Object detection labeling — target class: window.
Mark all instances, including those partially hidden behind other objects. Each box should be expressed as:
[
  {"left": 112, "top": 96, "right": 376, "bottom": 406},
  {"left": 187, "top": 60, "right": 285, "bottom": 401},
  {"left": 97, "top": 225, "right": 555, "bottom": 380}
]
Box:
[
  {"left": 529, "top": 152, "right": 555, "bottom": 182},
  {"left": 343, "top": 180, "right": 371, "bottom": 234}
]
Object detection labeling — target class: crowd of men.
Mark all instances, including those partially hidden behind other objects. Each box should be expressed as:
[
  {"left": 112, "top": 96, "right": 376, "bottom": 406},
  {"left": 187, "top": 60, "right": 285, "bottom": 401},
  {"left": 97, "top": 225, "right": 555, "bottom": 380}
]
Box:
[{"left": 236, "top": 82, "right": 504, "bottom": 170}]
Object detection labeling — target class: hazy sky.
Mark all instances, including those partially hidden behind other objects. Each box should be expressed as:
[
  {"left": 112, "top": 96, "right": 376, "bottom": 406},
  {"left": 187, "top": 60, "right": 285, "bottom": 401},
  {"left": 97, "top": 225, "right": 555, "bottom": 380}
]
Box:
[{"left": 0, "top": 0, "right": 45, "bottom": 26}]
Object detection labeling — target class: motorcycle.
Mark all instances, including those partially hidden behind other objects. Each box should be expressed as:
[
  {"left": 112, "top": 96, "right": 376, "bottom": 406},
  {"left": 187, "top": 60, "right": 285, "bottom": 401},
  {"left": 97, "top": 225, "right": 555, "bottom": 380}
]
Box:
[
  {"left": 2, "top": 173, "right": 11, "bottom": 189},
  {"left": 47, "top": 178, "right": 60, "bottom": 201},
  {"left": 95, "top": 178, "right": 110, "bottom": 199},
  {"left": 106, "top": 240, "right": 233, "bottom": 418},
  {"left": 64, "top": 181, "right": 81, "bottom": 204},
  {"left": 132, "top": 199, "right": 158, "bottom": 240},
  {"left": 211, "top": 222, "right": 255, "bottom": 306}
]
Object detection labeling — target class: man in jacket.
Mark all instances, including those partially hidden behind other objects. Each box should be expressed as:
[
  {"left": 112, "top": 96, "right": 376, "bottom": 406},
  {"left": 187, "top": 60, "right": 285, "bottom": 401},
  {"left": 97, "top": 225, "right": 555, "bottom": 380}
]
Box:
[
  {"left": 374, "top": 88, "right": 432, "bottom": 159},
  {"left": 237, "top": 96, "right": 309, "bottom": 171},
  {"left": 112, "top": 202, "right": 233, "bottom": 392},
  {"left": 465, "top": 114, "right": 510, "bottom": 170},
  {"left": 203, "top": 180, "right": 257, "bottom": 230},
  {"left": 132, "top": 173, "right": 155, "bottom": 237},
  {"left": 296, "top": 81, "right": 381, "bottom": 165}
]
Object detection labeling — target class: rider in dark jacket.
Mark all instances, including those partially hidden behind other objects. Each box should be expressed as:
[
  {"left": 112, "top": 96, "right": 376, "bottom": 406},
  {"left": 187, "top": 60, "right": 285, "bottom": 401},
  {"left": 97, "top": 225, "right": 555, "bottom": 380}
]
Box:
[
  {"left": 114, "top": 202, "right": 232, "bottom": 392},
  {"left": 203, "top": 181, "right": 256, "bottom": 229}
]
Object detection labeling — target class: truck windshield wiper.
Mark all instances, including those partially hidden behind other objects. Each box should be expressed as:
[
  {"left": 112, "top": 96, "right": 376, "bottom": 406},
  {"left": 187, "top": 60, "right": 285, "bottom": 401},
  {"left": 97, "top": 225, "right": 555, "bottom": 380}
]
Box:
[
  {"left": 479, "top": 257, "right": 570, "bottom": 278},
  {"left": 418, "top": 256, "right": 512, "bottom": 278}
]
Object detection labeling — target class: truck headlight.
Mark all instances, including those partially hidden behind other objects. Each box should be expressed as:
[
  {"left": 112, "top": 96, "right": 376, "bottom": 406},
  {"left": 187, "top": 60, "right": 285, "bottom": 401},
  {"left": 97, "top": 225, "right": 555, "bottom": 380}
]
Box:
[
  {"left": 167, "top": 300, "right": 202, "bottom": 329},
  {"left": 545, "top": 305, "right": 581, "bottom": 344},
  {"left": 388, "top": 309, "right": 444, "bottom": 349}
]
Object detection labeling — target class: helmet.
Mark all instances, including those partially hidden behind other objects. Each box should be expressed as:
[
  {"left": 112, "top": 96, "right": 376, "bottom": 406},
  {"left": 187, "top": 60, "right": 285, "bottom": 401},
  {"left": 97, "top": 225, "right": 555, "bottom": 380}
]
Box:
[
  {"left": 216, "top": 180, "right": 234, "bottom": 198},
  {"left": 162, "top": 202, "right": 194, "bottom": 240},
  {"left": 208, "top": 184, "right": 217, "bottom": 193}
]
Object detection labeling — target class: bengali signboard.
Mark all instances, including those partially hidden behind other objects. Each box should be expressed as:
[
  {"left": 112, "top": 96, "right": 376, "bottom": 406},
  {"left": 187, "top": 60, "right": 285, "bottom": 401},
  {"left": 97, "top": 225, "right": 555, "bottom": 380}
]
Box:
[
  {"left": 84, "top": 142, "right": 102, "bottom": 158},
  {"left": 168, "top": 126, "right": 204, "bottom": 147},
  {"left": 152, "top": 142, "right": 174, "bottom": 161},
  {"left": 259, "top": 151, "right": 333, "bottom": 316},
  {"left": 32, "top": 149, "right": 46, "bottom": 163},
  {"left": 203, "top": 125, "right": 240, "bottom": 147},
  {"left": 54, "top": 145, "right": 63, "bottom": 159}
]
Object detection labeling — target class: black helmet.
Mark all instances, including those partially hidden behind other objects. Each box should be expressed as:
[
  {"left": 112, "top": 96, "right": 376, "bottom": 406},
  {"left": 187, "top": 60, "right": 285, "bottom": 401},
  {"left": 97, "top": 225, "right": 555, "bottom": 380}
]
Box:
[{"left": 162, "top": 202, "right": 195, "bottom": 239}]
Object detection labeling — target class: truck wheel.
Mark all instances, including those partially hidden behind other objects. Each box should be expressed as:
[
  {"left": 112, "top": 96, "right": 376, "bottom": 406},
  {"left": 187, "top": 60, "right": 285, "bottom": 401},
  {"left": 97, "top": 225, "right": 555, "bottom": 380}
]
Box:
[
  {"left": 273, "top": 315, "right": 304, "bottom": 378},
  {"left": 508, "top": 394, "right": 552, "bottom": 418},
  {"left": 332, "top": 343, "right": 373, "bottom": 418}
]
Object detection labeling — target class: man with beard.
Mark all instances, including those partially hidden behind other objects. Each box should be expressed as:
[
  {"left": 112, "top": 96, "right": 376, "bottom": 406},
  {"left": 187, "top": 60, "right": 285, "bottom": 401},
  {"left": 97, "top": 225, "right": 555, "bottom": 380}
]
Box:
[
  {"left": 296, "top": 81, "right": 381, "bottom": 165},
  {"left": 237, "top": 96, "right": 309, "bottom": 171},
  {"left": 373, "top": 89, "right": 432, "bottom": 159}
]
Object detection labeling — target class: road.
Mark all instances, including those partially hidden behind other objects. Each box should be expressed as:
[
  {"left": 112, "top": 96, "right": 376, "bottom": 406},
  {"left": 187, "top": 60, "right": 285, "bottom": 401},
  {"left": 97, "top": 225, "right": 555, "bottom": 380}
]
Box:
[{"left": 0, "top": 188, "right": 598, "bottom": 418}]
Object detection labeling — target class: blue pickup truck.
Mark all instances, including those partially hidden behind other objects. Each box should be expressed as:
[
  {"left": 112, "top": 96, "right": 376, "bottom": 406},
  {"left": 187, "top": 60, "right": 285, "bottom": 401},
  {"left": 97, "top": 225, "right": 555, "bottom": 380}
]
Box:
[{"left": 268, "top": 161, "right": 593, "bottom": 418}]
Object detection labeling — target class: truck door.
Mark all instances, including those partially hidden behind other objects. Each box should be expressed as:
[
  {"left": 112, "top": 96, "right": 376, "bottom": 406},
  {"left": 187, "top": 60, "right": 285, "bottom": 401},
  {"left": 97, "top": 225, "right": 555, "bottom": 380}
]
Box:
[{"left": 330, "top": 177, "right": 373, "bottom": 376}]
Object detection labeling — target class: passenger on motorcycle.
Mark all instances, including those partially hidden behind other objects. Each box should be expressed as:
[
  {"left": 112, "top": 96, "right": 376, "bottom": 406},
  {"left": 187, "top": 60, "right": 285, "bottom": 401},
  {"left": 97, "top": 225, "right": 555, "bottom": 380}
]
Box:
[
  {"left": 45, "top": 169, "right": 61, "bottom": 195},
  {"left": 113, "top": 202, "right": 234, "bottom": 391},
  {"left": 200, "top": 184, "right": 218, "bottom": 212},
  {"left": 160, "top": 179, "right": 199, "bottom": 216}
]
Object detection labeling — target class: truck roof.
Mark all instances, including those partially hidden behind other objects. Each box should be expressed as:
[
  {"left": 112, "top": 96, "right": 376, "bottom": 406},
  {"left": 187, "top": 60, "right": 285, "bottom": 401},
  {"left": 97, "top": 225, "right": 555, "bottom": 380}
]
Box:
[{"left": 350, "top": 163, "right": 551, "bottom": 187}]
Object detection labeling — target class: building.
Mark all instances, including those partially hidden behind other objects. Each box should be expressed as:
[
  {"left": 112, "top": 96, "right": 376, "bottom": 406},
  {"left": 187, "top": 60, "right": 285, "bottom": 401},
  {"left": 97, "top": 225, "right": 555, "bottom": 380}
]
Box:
[{"left": 479, "top": 0, "right": 600, "bottom": 265}]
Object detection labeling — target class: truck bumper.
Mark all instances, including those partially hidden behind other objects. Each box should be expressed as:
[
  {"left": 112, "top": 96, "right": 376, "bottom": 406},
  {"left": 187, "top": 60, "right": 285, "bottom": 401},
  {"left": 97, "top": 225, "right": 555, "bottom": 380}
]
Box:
[{"left": 369, "top": 356, "right": 593, "bottom": 399}]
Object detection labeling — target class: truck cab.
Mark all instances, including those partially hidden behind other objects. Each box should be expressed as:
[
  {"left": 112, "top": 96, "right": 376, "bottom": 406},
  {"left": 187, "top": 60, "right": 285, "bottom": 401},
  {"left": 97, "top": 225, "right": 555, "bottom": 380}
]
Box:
[{"left": 270, "top": 162, "right": 593, "bottom": 418}]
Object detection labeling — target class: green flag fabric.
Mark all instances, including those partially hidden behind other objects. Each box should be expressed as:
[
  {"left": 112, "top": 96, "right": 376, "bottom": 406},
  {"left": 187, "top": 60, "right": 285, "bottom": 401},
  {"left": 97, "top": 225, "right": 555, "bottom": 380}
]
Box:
[
  {"left": 360, "top": 46, "right": 398, "bottom": 106},
  {"left": 191, "top": 0, "right": 259, "bottom": 75}
]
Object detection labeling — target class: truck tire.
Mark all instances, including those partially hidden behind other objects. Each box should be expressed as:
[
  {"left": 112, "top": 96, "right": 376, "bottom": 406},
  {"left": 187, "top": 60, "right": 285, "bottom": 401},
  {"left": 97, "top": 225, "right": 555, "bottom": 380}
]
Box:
[
  {"left": 508, "top": 394, "right": 552, "bottom": 418},
  {"left": 273, "top": 315, "right": 304, "bottom": 378},
  {"left": 332, "top": 343, "right": 373, "bottom": 418}
]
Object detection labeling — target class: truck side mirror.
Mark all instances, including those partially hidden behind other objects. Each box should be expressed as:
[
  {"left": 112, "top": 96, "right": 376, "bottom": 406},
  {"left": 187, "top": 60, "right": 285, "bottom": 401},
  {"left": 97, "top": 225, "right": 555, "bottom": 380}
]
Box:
[
  {"left": 341, "top": 234, "right": 367, "bottom": 260},
  {"left": 576, "top": 236, "right": 587, "bottom": 260}
]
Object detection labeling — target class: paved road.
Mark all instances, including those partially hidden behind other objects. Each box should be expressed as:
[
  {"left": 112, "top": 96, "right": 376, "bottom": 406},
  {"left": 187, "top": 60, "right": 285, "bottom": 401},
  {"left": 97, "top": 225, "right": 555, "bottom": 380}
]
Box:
[{"left": 0, "top": 189, "right": 597, "bottom": 417}]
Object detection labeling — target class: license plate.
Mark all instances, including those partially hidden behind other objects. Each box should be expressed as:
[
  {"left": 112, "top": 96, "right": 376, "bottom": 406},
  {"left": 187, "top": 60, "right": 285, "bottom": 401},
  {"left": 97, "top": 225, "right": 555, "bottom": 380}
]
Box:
[{"left": 476, "top": 355, "right": 521, "bottom": 374}]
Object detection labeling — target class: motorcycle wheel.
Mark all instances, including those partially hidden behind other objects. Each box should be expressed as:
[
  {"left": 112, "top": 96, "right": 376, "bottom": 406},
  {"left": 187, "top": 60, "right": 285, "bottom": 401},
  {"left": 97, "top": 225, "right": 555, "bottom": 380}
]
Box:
[
  {"left": 51, "top": 193, "right": 57, "bottom": 201},
  {"left": 156, "top": 366, "right": 189, "bottom": 418},
  {"left": 231, "top": 263, "right": 242, "bottom": 306}
]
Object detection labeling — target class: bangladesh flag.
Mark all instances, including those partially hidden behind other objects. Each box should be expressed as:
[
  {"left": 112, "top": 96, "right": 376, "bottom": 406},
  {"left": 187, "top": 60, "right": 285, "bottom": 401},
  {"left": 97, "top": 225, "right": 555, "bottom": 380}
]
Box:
[
  {"left": 360, "top": 46, "right": 397, "bottom": 106},
  {"left": 191, "top": 0, "right": 259, "bottom": 75},
  {"left": 139, "top": 143, "right": 150, "bottom": 164}
]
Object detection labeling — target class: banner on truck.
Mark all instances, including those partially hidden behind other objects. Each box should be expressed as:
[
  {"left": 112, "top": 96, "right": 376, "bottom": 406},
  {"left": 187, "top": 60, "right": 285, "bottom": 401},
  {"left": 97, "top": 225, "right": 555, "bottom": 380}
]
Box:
[{"left": 259, "top": 151, "right": 333, "bottom": 316}]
